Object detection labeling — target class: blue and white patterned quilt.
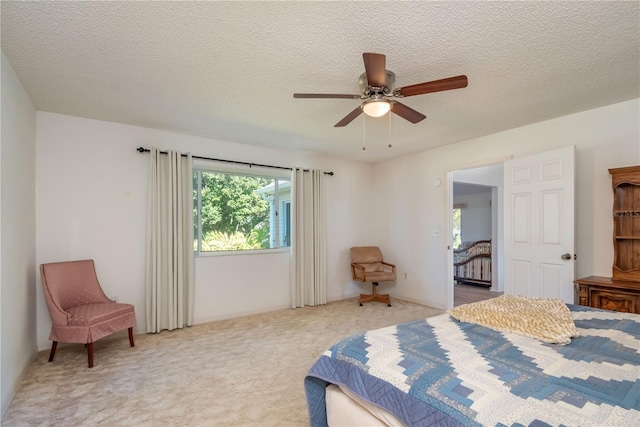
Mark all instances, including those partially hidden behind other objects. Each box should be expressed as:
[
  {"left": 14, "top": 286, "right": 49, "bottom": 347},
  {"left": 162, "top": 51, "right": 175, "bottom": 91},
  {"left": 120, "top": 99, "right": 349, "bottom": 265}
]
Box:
[{"left": 305, "top": 305, "right": 640, "bottom": 426}]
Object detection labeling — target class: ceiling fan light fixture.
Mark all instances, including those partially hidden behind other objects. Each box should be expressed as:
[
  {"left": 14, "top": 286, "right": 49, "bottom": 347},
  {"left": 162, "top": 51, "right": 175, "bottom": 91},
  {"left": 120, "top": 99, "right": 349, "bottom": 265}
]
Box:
[{"left": 362, "top": 99, "right": 391, "bottom": 117}]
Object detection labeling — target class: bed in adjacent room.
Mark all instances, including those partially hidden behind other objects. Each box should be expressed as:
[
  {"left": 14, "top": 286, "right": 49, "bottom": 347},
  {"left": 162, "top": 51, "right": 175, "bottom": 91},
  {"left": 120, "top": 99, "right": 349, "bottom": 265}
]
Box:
[
  {"left": 453, "top": 240, "right": 492, "bottom": 287},
  {"left": 305, "top": 295, "right": 640, "bottom": 426}
]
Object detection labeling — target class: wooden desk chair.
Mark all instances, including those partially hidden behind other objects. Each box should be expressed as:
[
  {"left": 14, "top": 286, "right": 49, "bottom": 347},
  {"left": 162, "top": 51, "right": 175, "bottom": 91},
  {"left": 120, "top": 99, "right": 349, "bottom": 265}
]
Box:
[{"left": 350, "top": 246, "right": 396, "bottom": 306}]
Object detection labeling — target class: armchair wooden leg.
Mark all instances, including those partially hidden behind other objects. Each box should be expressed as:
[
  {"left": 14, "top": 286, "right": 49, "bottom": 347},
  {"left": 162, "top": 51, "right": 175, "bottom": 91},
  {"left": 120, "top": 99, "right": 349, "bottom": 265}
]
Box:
[
  {"left": 48, "top": 341, "right": 58, "bottom": 362},
  {"left": 87, "top": 342, "right": 94, "bottom": 368},
  {"left": 128, "top": 327, "right": 135, "bottom": 347}
]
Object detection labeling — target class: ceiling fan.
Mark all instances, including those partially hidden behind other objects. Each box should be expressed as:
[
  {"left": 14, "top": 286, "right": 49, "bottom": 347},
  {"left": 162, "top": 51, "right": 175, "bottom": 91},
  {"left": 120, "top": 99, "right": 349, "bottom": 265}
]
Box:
[{"left": 293, "top": 52, "right": 468, "bottom": 127}]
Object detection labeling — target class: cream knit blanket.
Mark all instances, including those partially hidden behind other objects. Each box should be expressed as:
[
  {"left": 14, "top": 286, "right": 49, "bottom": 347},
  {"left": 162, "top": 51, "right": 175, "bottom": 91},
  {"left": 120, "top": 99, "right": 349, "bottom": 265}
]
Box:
[{"left": 448, "top": 294, "right": 579, "bottom": 344}]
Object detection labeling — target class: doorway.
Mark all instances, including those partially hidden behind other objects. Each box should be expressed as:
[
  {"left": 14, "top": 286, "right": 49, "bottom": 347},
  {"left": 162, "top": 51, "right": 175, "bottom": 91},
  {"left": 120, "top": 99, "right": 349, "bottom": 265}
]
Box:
[
  {"left": 447, "top": 161, "right": 505, "bottom": 308},
  {"left": 446, "top": 147, "right": 576, "bottom": 308}
]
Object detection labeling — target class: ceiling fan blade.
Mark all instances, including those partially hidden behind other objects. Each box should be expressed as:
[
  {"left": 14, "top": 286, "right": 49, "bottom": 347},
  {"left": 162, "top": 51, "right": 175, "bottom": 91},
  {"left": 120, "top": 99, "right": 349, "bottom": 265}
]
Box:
[
  {"left": 390, "top": 101, "right": 426, "bottom": 124},
  {"left": 363, "top": 52, "right": 386, "bottom": 87},
  {"left": 395, "top": 75, "right": 468, "bottom": 97},
  {"left": 334, "top": 106, "right": 363, "bottom": 127},
  {"left": 294, "top": 93, "right": 361, "bottom": 99}
]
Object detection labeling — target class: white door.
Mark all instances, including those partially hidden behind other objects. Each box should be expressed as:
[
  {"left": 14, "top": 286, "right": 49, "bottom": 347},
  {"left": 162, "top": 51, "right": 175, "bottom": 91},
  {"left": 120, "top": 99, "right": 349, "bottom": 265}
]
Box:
[{"left": 504, "top": 146, "right": 575, "bottom": 303}]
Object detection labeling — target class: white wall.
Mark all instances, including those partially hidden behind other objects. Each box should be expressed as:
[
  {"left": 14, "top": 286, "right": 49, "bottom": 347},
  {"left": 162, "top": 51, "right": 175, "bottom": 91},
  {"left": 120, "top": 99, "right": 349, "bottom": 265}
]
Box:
[
  {"left": 35, "top": 112, "right": 375, "bottom": 348},
  {"left": 452, "top": 164, "right": 504, "bottom": 247},
  {"left": 1, "top": 51, "right": 38, "bottom": 417},
  {"left": 375, "top": 99, "right": 640, "bottom": 309},
  {"left": 454, "top": 191, "right": 492, "bottom": 242}
]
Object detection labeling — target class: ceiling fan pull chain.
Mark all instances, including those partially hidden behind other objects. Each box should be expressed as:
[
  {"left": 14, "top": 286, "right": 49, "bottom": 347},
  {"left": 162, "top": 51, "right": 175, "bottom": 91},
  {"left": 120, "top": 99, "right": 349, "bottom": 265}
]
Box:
[
  {"left": 388, "top": 112, "right": 392, "bottom": 148},
  {"left": 362, "top": 114, "right": 367, "bottom": 151}
]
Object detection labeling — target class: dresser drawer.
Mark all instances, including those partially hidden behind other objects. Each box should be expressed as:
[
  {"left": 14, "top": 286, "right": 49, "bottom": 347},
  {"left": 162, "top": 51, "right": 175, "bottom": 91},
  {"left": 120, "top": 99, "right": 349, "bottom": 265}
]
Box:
[
  {"left": 573, "top": 276, "right": 640, "bottom": 314},
  {"left": 590, "top": 288, "right": 638, "bottom": 313}
]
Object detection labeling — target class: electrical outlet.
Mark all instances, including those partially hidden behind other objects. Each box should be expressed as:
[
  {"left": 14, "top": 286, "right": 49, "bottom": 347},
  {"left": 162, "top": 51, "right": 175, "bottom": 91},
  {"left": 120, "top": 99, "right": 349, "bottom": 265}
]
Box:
[
  {"left": 432, "top": 229, "right": 440, "bottom": 237},
  {"left": 111, "top": 295, "right": 118, "bottom": 303},
  {"left": 404, "top": 273, "right": 408, "bottom": 279}
]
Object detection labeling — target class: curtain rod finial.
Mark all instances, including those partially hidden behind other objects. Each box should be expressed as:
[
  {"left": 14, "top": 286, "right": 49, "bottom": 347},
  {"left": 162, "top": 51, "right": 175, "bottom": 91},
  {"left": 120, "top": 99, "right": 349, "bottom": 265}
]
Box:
[{"left": 137, "top": 147, "right": 148, "bottom": 153}]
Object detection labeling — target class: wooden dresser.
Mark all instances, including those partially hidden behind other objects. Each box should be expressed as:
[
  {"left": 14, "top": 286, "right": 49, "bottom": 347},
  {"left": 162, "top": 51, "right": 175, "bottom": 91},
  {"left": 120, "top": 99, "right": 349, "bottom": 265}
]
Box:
[
  {"left": 574, "top": 276, "right": 640, "bottom": 314},
  {"left": 574, "top": 165, "right": 640, "bottom": 314}
]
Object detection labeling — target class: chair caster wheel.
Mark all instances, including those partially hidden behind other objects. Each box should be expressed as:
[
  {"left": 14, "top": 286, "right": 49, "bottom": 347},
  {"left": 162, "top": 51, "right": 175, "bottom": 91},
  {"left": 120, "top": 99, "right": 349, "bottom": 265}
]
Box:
[
  {"left": 387, "top": 304, "right": 392, "bottom": 307},
  {"left": 359, "top": 303, "right": 363, "bottom": 306}
]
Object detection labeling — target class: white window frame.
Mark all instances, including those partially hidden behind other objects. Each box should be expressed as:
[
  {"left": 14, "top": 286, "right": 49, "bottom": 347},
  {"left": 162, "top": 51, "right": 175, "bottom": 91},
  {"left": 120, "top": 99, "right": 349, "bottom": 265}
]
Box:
[{"left": 193, "top": 161, "right": 291, "bottom": 257}]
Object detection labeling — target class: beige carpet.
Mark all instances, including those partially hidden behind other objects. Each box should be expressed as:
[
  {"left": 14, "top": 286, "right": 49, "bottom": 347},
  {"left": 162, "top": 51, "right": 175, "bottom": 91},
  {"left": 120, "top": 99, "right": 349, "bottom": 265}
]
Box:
[{"left": 3, "top": 298, "right": 443, "bottom": 426}]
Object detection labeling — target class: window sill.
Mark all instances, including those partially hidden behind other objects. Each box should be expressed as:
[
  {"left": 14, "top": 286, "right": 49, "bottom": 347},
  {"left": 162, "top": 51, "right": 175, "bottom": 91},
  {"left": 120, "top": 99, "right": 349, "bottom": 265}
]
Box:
[{"left": 195, "top": 248, "right": 290, "bottom": 258}]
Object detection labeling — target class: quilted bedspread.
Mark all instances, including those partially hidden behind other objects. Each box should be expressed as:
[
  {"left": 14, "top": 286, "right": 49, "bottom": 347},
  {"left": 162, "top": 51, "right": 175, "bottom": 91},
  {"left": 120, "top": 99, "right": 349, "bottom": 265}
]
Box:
[{"left": 305, "top": 305, "right": 640, "bottom": 426}]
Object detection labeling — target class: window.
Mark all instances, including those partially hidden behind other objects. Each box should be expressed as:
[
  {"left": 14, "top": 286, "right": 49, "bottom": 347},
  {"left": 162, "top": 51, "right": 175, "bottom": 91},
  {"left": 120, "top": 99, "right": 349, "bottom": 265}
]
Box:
[
  {"left": 452, "top": 207, "right": 462, "bottom": 249},
  {"left": 281, "top": 201, "right": 291, "bottom": 247},
  {"left": 193, "top": 169, "right": 291, "bottom": 253}
]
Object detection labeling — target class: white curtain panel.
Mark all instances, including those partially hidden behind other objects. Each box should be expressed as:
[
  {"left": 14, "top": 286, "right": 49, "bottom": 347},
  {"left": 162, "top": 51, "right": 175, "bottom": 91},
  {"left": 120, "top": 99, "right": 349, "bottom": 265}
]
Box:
[
  {"left": 145, "top": 148, "right": 195, "bottom": 333},
  {"left": 290, "top": 168, "right": 327, "bottom": 308}
]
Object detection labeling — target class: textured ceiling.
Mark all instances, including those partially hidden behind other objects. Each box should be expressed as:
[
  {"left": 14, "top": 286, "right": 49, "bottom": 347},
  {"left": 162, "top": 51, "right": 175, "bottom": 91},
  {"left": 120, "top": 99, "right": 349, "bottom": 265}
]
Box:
[{"left": 2, "top": 1, "right": 639, "bottom": 163}]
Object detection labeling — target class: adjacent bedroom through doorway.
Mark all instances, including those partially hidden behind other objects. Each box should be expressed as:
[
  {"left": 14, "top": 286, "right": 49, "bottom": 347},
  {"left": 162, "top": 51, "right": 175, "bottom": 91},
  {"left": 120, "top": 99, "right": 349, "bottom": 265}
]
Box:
[{"left": 451, "top": 164, "right": 503, "bottom": 306}]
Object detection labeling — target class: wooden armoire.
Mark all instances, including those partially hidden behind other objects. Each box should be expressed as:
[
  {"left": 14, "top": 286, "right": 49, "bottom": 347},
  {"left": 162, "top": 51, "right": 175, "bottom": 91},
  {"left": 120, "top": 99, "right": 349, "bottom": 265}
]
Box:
[{"left": 574, "top": 165, "right": 640, "bottom": 313}]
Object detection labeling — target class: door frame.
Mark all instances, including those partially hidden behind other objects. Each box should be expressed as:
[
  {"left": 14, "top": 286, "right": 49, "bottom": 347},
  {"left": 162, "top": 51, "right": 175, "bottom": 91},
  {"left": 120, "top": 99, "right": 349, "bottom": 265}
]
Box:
[{"left": 444, "top": 156, "right": 511, "bottom": 309}]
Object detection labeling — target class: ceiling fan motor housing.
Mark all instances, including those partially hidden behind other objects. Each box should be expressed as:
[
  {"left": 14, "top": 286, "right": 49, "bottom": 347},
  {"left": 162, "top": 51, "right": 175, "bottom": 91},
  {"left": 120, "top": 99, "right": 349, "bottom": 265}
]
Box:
[{"left": 359, "top": 70, "right": 395, "bottom": 96}]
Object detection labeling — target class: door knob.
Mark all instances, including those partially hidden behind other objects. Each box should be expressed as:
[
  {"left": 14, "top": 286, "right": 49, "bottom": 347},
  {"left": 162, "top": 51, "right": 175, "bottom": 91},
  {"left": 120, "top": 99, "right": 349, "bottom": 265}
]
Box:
[{"left": 561, "top": 253, "right": 572, "bottom": 260}]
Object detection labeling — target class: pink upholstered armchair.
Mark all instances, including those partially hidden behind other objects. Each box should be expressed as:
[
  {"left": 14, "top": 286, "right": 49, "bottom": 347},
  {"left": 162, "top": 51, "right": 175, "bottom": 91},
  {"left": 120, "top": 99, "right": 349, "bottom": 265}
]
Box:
[
  {"left": 40, "top": 259, "right": 136, "bottom": 368},
  {"left": 350, "top": 246, "right": 396, "bottom": 306}
]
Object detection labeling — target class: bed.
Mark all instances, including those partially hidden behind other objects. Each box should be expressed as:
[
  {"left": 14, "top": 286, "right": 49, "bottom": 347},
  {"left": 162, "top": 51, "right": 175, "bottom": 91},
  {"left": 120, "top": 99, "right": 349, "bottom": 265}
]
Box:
[
  {"left": 453, "top": 240, "right": 491, "bottom": 287},
  {"left": 305, "top": 297, "right": 640, "bottom": 426}
]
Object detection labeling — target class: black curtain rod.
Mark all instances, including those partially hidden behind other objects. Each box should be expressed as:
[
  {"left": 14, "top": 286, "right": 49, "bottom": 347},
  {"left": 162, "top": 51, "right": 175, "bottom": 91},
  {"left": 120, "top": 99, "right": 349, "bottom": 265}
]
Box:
[{"left": 136, "top": 147, "right": 334, "bottom": 176}]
